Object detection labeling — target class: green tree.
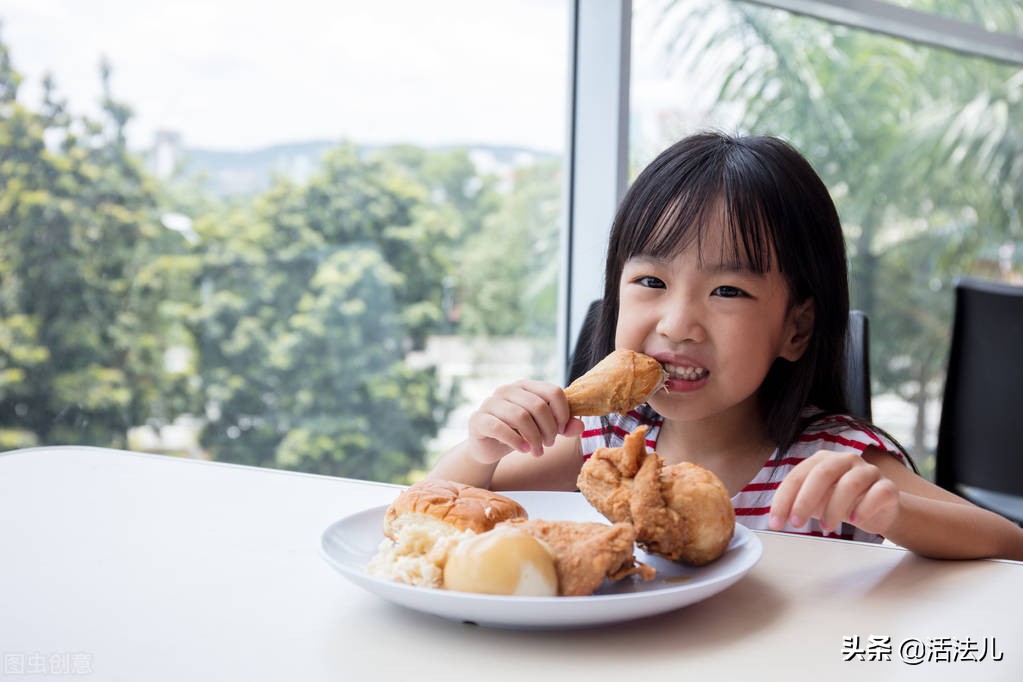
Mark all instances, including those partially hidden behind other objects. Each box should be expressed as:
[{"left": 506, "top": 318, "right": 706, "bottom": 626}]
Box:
[
  {"left": 0, "top": 28, "right": 547, "bottom": 482},
  {"left": 188, "top": 145, "right": 474, "bottom": 480},
  {"left": 0, "top": 36, "right": 190, "bottom": 449},
  {"left": 456, "top": 158, "right": 562, "bottom": 342}
]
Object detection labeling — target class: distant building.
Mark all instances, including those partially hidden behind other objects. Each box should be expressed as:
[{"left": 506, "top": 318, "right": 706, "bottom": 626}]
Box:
[{"left": 152, "top": 129, "right": 183, "bottom": 179}]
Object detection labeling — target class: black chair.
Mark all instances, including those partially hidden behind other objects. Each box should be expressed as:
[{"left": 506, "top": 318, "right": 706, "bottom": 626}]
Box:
[
  {"left": 845, "top": 310, "right": 872, "bottom": 421},
  {"left": 567, "top": 300, "right": 873, "bottom": 421},
  {"left": 566, "top": 300, "right": 605, "bottom": 387},
  {"left": 935, "top": 277, "right": 1023, "bottom": 525}
]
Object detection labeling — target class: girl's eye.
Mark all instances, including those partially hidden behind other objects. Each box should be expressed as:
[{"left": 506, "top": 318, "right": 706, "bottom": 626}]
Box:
[
  {"left": 635, "top": 276, "right": 666, "bottom": 289},
  {"left": 712, "top": 285, "right": 746, "bottom": 298}
]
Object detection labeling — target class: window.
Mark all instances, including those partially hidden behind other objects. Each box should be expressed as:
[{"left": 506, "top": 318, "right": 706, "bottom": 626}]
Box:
[
  {"left": 0, "top": 0, "right": 569, "bottom": 482},
  {"left": 7, "top": 0, "right": 1020, "bottom": 482},
  {"left": 629, "top": 0, "right": 1022, "bottom": 475}
]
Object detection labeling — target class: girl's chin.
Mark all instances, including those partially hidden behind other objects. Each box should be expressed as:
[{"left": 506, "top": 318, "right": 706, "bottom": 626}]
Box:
[
  {"left": 647, "top": 392, "right": 711, "bottom": 420},
  {"left": 647, "top": 388, "right": 764, "bottom": 426}
]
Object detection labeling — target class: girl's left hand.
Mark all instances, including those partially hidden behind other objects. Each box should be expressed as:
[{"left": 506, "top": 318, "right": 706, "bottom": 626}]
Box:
[{"left": 768, "top": 451, "right": 902, "bottom": 536}]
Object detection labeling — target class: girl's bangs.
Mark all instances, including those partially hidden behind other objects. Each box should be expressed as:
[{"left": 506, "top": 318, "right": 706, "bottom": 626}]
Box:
[{"left": 634, "top": 190, "right": 777, "bottom": 274}]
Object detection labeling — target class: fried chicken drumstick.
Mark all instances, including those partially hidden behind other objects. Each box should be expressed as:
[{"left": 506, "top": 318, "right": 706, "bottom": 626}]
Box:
[
  {"left": 576, "top": 426, "right": 735, "bottom": 566},
  {"left": 564, "top": 349, "right": 667, "bottom": 417},
  {"left": 503, "top": 518, "right": 655, "bottom": 596}
]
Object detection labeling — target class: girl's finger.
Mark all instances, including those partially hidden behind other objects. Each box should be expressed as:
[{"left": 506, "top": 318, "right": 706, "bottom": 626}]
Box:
[
  {"left": 504, "top": 391, "right": 560, "bottom": 449},
  {"left": 561, "top": 417, "right": 585, "bottom": 438},
  {"left": 819, "top": 463, "right": 879, "bottom": 532},
  {"left": 515, "top": 381, "right": 577, "bottom": 435},
  {"left": 849, "top": 478, "right": 900, "bottom": 535},
  {"left": 783, "top": 453, "right": 854, "bottom": 528},
  {"left": 769, "top": 459, "right": 809, "bottom": 529},
  {"left": 467, "top": 412, "right": 528, "bottom": 460},
  {"left": 489, "top": 401, "right": 546, "bottom": 455}
]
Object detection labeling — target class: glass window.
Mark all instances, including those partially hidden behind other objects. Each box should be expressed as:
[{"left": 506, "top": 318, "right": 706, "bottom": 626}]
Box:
[
  {"left": 631, "top": 0, "right": 1022, "bottom": 477},
  {"left": 893, "top": 0, "right": 1020, "bottom": 32},
  {"left": 0, "top": 0, "right": 568, "bottom": 482}
]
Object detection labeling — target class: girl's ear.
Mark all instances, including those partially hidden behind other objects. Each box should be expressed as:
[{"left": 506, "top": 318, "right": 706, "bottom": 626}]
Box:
[{"left": 779, "top": 298, "right": 815, "bottom": 361}]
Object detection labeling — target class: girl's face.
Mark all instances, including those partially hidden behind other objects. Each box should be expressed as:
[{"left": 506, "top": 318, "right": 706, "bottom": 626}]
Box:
[{"left": 615, "top": 217, "right": 812, "bottom": 425}]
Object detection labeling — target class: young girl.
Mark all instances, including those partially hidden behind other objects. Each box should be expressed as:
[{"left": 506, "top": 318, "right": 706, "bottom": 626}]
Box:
[{"left": 430, "top": 131, "right": 1023, "bottom": 560}]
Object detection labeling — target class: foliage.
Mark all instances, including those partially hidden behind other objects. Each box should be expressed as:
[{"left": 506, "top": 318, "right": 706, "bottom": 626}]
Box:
[
  {"left": 185, "top": 148, "right": 471, "bottom": 479},
  {"left": 456, "top": 159, "right": 562, "bottom": 340},
  {"left": 0, "top": 29, "right": 561, "bottom": 481},
  {"left": 0, "top": 34, "right": 190, "bottom": 449}
]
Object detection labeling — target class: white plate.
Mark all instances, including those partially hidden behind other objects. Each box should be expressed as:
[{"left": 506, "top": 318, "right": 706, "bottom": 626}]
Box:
[{"left": 320, "top": 490, "right": 762, "bottom": 629}]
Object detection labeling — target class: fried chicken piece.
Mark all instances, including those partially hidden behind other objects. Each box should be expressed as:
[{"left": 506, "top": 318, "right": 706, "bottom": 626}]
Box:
[
  {"left": 577, "top": 426, "right": 735, "bottom": 566},
  {"left": 503, "top": 518, "right": 655, "bottom": 596},
  {"left": 564, "top": 349, "right": 667, "bottom": 417}
]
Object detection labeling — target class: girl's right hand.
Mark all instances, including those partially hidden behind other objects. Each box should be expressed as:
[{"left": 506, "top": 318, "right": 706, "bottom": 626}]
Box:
[{"left": 466, "top": 380, "right": 584, "bottom": 464}]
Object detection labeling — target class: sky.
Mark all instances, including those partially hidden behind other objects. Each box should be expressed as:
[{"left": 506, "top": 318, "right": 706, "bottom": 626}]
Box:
[{"left": 0, "top": 0, "right": 570, "bottom": 152}]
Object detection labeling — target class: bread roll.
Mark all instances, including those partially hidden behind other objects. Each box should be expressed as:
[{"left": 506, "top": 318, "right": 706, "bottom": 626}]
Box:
[
  {"left": 383, "top": 479, "right": 527, "bottom": 540},
  {"left": 368, "top": 480, "right": 529, "bottom": 589}
]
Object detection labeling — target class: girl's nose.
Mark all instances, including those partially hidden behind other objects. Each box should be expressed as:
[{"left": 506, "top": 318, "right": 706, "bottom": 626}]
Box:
[{"left": 655, "top": 302, "right": 706, "bottom": 344}]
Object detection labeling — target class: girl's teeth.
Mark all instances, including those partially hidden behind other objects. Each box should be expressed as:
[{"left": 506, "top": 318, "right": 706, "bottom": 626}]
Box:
[{"left": 664, "top": 364, "right": 709, "bottom": 381}]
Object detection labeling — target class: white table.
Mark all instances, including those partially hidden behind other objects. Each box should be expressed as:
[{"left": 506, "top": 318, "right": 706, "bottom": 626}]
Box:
[{"left": 1, "top": 446, "right": 1020, "bottom": 681}]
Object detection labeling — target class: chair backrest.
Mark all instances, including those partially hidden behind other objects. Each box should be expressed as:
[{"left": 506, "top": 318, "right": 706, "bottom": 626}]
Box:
[
  {"left": 566, "top": 300, "right": 603, "bottom": 386},
  {"left": 935, "top": 277, "right": 1023, "bottom": 517},
  {"left": 845, "top": 310, "right": 872, "bottom": 421},
  {"left": 566, "top": 300, "right": 872, "bottom": 421}
]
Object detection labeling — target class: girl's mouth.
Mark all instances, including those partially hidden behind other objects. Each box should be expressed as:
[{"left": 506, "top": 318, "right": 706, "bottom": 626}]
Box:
[{"left": 662, "top": 363, "right": 709, "bottom": 381}]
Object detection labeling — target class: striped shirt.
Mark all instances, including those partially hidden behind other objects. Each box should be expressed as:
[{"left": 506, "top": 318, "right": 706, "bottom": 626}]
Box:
[{"left": 580, "top": 404, "right": 909, "bottom": 543}]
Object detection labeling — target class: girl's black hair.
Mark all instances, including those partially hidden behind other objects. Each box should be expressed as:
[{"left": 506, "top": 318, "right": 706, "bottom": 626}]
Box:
[{"left": 591, "top": 131, "right": 850, "bottom": 453}]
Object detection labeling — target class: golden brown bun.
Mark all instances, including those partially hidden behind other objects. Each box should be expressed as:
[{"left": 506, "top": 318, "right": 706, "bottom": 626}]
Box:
[
  {"left": 564, "top": 349, "right": 667, "bottom": 416},
  {"left": 383, "top": 480, "right": 527, "bottom": 540}
]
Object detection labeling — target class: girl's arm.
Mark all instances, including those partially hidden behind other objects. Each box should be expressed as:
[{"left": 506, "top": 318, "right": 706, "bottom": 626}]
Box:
[
  {"left": 427, "top": 439, "right": 502, "bottom": 489},
  {"left": 864, "top": 451, "right": 1023, "bottom": 560},
  {"left": 769, "top": 447, "right": 1023, "bottom": 561},
  {"left": 427, "top": 379, "right": 585, "bottom": 491},
  {"left": 430, "top": 434, "right": 585, "bottom": 491},
  {"left": 490, "top": 434, "right": 586, "bottom": 491}
]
